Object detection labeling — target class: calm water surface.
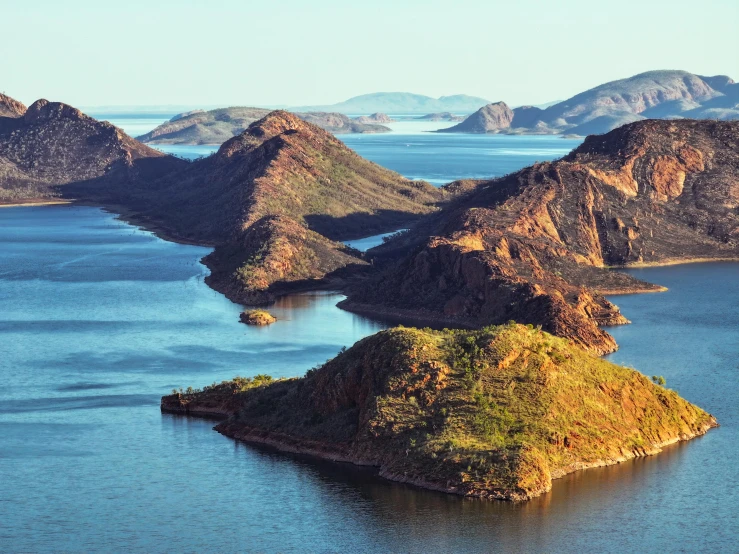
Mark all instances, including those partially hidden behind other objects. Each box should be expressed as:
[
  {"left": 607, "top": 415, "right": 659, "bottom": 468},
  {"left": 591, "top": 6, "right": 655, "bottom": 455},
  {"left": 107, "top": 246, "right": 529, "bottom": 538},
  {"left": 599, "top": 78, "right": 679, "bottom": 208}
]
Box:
[{"left": 1, "top": 117, "right": 736, "bottom": 552}]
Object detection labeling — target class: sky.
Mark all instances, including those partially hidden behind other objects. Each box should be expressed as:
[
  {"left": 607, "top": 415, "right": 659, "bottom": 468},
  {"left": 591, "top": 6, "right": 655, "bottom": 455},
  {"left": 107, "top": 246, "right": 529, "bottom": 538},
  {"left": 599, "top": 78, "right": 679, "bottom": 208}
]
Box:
[{"left": 3, "top": 0, "right": 738, "bottom": 109}]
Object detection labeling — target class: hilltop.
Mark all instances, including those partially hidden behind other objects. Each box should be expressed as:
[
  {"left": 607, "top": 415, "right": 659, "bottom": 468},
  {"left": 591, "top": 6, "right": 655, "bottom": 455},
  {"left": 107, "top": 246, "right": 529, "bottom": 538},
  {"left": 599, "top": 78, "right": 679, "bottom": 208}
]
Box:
[
  {"left": 137, "top": 107, "right": 390, "bottom": 145},
  {"left": 0, "top": 99, "right": 185, "bottom": 202},
  {"left": 162, "top": 324, "right": 716, "bottom": 501},
  {"left": 292, "top": 92, "right": 491, "bottom": 114},
  {"left": 440, "top": 70, "right": 739, "bottom": 135},
  {"left": 343, "top": 119, "right": 739, "bottom": 354}
]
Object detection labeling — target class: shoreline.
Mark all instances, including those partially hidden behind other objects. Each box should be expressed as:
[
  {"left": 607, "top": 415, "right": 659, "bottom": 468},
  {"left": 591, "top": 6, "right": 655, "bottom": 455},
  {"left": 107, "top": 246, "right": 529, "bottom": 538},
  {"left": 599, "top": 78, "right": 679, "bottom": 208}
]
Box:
[
  {"left": 0, "top": 199, "right": 72, "bottom": 208},
  {"left": 162, "top": 400, "right": 717, "bottom": 502}
]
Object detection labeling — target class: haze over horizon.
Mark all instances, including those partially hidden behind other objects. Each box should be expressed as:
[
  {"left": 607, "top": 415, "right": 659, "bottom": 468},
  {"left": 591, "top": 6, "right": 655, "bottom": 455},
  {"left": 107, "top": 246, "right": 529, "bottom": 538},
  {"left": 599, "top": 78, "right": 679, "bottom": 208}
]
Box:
[{"left": 2, "top": 0, "right": 738, "bottom": 109}]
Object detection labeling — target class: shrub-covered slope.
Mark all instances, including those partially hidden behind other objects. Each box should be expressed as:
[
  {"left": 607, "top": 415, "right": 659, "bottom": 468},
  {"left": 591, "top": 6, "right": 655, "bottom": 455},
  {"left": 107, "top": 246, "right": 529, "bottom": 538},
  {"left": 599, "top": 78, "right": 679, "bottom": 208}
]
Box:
[{"left": 162, "top": 324, "right": 716, "bottom": 501}]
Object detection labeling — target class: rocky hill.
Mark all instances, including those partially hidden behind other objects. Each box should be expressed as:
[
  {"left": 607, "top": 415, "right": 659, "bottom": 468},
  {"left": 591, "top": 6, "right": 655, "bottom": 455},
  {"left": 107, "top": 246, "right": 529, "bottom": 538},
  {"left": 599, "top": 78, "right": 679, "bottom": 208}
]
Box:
[
  {"left": 137, "top": 107, "right": 390, "bottom": 145},
  {"left": 343, "top": 119, "right": 739, "bottom": 354},
  {"left": 438, "top": 102, "right": 514, "bottom": 133},
  {"left": 440, "top": 71, "right": 739, "bottom": 135},
  {"left": 0, "top": 93, "right": 26, "bottom": 118},
  {"left": 292, "top": 92, "right": 491, "bottom": 114},
  {"left": 162, "top": 324, "right": 716, "bottom": 501},
  {"left": 0, "top": 99, "right": 185, "bottom": 202}
]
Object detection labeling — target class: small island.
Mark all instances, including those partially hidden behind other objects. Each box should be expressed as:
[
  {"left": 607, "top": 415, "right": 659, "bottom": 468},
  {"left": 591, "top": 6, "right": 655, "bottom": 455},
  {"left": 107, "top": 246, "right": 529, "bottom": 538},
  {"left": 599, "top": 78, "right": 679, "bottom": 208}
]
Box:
[
  {"left": 240, "top": 309, "right": 277, "bottom": 326},
  {"left": 161, "top": 324, "right": 716, "bottom": 501}
]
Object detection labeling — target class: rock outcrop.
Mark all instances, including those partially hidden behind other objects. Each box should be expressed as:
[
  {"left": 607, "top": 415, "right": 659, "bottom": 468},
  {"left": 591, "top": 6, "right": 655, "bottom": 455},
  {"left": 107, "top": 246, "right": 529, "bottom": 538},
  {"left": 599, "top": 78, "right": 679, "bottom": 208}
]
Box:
[
  {"left": 344, "top": 119, "right": 739, "bottom": 354},
  {"left": 162, "top": 324, "right": 717, "bottom": 501}
]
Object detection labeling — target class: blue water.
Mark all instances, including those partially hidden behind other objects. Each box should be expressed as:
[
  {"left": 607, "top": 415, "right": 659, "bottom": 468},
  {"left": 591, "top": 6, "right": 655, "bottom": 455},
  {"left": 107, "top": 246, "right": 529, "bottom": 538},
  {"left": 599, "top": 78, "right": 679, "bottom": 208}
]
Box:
[{"left": 1, "top": 117, "right": 737, "bottom": 552}]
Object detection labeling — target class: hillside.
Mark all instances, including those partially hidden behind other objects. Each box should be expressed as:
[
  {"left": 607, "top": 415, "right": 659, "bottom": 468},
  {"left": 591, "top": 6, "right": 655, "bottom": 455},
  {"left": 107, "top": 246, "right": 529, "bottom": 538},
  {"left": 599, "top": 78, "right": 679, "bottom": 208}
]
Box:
[
  {"left": 343, "top": 119, "right": 739, "bottom": 354},
  {"left": 0, "top": 99, "right": 185, "bottom": 202},
  {"left": 440, "top": 71, "right": 739, "bottom": 135},
  {"left": 0, "top": 102, "right": 446, "bottom": 303},
  {"left": 137, "top": 107, "right": 390, "bottom": 145},
  {"left": 162, "top": 324, "right": 716, "bottom": 501},
  {"left": 292, "top": 92, "right": 491, "bottom": 114},
  {"left": 0, "top": 93, "right": 26, "bottom": 118},
  {"left": 141, "top": 111, "right": 443, "bottom": 302}
]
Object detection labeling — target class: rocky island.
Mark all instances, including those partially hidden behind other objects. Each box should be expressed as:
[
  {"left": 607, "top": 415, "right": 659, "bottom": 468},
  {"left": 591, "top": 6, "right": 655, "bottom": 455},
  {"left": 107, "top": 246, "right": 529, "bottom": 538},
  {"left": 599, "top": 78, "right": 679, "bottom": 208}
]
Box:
[
  {"left": 161, "top": 324, "right": 717, "bottom": 500},
  {"left": 416, "top": 112, "right": 465, "bottom": 122},
  {"left": 137, "top": 107, "right": 390, "bottom": 145},
  {"left": 439, "top": 70, "right": 739, "bottom": 135}
]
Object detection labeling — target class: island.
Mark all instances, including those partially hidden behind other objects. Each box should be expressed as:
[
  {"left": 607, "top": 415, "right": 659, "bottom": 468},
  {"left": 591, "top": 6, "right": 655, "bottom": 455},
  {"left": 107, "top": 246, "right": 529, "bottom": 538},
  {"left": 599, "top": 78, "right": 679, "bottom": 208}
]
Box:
[
  {"left": 438, "top": 70, "right": 739, "bottom": 135},
  {"left": 161, "top": 324, "right": 717, "bottom": 501},
  {"left": 137, "top": 107, "right": 391, "bottom": 145},
  {"left": 240, "top": 309, "right": 277, "bottom": 325},
  {"left": 416, "top": 112, "right": 465, "bottom": 122}
]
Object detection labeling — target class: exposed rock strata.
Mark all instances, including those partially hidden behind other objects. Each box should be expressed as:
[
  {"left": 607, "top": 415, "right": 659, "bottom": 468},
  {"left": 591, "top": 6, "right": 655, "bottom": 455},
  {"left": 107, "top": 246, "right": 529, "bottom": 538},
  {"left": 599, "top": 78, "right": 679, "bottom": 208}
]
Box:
[{"left": 344, "top": 120, "right": 739, "bottom": 354}]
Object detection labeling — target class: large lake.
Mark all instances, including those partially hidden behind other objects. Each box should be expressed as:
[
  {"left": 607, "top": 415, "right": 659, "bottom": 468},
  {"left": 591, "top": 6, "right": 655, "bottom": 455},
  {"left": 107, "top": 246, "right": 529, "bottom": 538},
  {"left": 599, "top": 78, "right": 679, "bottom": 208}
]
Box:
[{"left": 1, "top": 117, "right": 736, "bottom": 552}]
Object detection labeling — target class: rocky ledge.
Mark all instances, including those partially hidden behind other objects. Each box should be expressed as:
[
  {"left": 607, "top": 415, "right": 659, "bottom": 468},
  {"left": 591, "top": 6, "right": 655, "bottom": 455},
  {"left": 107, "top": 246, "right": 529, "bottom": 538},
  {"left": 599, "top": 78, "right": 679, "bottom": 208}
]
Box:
[{"left": 161, "top": 324, "right": 716, "bottom": 501}]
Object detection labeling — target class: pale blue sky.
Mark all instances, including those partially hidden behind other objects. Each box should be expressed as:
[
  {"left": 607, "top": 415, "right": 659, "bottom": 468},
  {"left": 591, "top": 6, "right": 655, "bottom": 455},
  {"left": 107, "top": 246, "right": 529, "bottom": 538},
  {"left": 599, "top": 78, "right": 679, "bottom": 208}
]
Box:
[{"left": 3, "top": 0, "right": 738, "bottom": 108}]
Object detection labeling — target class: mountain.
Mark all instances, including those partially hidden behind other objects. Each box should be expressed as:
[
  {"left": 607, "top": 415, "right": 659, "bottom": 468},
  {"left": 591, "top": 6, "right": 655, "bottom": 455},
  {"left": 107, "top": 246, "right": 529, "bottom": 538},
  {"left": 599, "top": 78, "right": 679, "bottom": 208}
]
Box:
[
  {"left": 137, "top": 107, "right": 390, "bottom": 145},
  {"left": 161, "top": 324, "right": 716, "bottom": 501},
  {"left": 440, "top": 71, "right": 739, "bottom": 135},
  {"left": 0, "top": 99, "right": 185, "bottom": 202},
  {"left": 291, "top": 92, "right": 491, "bottom": 114},
  {"left": 342, "top": 119, "right": 739, "bottom": 354},
  {"left": 0, "top": 93, "right": 26, "bottom": 118}
]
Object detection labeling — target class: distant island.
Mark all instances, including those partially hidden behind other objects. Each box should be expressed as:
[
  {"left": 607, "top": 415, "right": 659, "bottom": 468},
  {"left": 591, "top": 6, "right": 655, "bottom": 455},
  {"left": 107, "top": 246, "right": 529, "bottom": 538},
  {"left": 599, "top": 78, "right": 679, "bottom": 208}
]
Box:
[
  {"left": 415, "top": 112, "right": 465, "bottom": 122},
  {"left": 439, "top": 70, "right": 739, "bottom": 135},
  {"left": 354, "top": 112, "right": 395, "bottom": 124},
  {"left": 137, "top": 107, "right": 391, "bottom": 144},
  {"left": 161, "top": 324, "right": 717, "bottom": 500},
  {"left": 290, "top": 92, "right": 491, "bottom": 114}
]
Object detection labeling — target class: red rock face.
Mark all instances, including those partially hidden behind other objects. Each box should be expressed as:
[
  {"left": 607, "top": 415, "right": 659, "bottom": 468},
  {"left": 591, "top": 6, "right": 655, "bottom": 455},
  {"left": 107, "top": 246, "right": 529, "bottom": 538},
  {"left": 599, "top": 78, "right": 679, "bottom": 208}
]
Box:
[{"left": 346, "top": 119, "right": 739, "bottom": 354}]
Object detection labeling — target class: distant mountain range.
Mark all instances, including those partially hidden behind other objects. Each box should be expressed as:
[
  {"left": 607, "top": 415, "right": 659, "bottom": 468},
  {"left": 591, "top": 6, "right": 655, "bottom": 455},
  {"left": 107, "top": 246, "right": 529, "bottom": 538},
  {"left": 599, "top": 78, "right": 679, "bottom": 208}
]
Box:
[
  {"left": 290, "top": 93, "right": 491, "bottom": 114},
  {"left": 440, "top": 70, "right": 739, "bottom": 135}
]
